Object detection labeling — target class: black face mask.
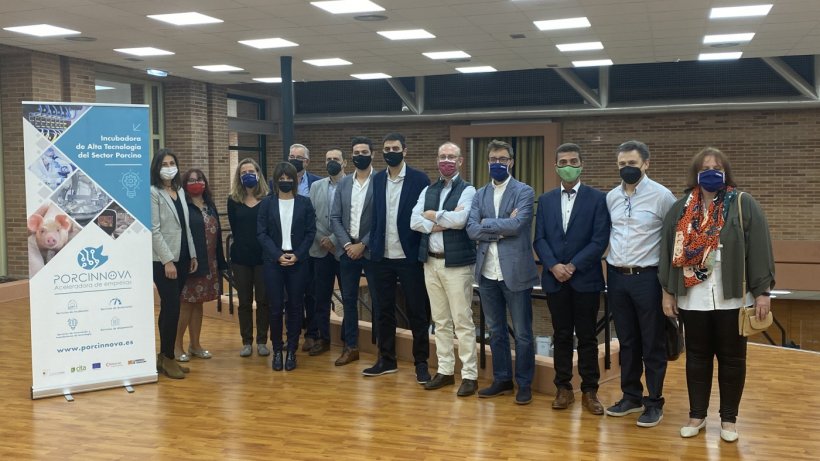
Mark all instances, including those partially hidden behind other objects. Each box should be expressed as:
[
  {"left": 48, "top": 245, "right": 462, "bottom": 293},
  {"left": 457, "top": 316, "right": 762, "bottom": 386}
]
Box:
[
  {"left": 278, "top": 181, "right": 294, "bottom": 193},
  {"left": 383, "top": 151, "right": 404, "bottom": 167},
  {"left": 619, "top": 165, "right": 643, "bottom": 185},
  {"left": 326, "top": 160, "right": 342, "bottom": 176},
  {"left": 289, "top": 158, "right": 304, "bottom": 173},
  {"left": 352, "top": 155, "right": 372, "bottom": 170}
]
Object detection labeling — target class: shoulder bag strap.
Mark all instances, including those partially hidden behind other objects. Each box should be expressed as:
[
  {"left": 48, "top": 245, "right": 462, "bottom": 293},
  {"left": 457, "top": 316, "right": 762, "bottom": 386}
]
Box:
[{"left": 737, "top": 192, "right": 746, "bottom": 296}]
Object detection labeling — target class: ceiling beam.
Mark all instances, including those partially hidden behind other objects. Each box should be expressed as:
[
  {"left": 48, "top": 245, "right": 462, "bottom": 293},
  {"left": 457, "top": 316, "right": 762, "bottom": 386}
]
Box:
[
  {"left": 762, "top": 57, "right": 818, "bottom": 99},
  {"left": 599, "top": 67, "right": 610, "bottom": 108},
  {"left": 415, "top": 76, "right": 425, "bottom": 115},
  {"left": 386, "top": 78, "right": 419, "bottom": 114},
  {"left": 815, "top": 55, "right": 820, "bottom": 99},
  {"left": 553, "top": 68, "right": 602, "bottom": 109}
]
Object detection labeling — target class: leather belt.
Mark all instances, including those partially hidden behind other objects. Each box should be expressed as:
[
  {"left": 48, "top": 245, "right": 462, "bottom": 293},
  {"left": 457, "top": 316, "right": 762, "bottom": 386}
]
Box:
[
  {"left": 428, "top": 252, "right": 445, "bottom": 259},
  {"left": 608, "top": 265, "right": 657, "bottom": 275}
]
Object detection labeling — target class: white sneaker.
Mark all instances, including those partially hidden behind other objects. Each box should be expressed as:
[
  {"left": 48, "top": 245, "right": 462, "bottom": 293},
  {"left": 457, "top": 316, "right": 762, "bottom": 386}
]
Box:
[
  {"left": 239, "top": 345, "right": 252, "bottom": 357},
  {"left": 257, "top": 344, "right": 270, "bottom": 356}
]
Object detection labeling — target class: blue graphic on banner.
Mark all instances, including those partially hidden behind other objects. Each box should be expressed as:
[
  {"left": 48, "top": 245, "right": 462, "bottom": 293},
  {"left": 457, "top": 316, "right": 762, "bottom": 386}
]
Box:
[
  {"left": 55, "top": 106, "right": 150, "bottom": 226},
  {"left": 77, "top": 246, "right": 109, "bottom": 270}
]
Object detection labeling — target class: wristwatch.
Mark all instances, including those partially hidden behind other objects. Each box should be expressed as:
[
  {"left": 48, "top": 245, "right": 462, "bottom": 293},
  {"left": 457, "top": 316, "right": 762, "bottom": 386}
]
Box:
[{"left": 761, "top": 291, "right": 771, "bottom": 297}]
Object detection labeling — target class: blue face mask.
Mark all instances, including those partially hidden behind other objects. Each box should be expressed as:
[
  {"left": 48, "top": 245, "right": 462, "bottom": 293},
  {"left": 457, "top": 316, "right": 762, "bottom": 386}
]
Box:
[
  {"left": 698, "top": 169, "right": 725, "bottom": 192},
  {"left": 240, "top": 172, "right": 258, "bottom": 188},
  {"left": 489, "top": 162, "right": 509, "bottom": 182}
]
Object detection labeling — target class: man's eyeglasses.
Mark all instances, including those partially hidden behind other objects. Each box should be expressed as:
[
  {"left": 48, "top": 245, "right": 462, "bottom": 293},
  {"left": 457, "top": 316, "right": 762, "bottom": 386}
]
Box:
[
  {"left": 488, "top": 157, "right": 512, "bottom": 164},
  {"left": 288, "top": 155, "right": 307, "bottom": 161}
]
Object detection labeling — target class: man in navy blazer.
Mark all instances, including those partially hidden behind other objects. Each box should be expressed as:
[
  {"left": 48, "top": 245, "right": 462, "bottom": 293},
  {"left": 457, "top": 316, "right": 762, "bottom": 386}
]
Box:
[
  {"left": 533, "top": 143, "right": 611, "bottom": 415},
  {"left": 466, "top": 139, "right": 539, "bottom": 405},
  {"left": 363, "top": 132, "right": 432, "bottom": 383}
]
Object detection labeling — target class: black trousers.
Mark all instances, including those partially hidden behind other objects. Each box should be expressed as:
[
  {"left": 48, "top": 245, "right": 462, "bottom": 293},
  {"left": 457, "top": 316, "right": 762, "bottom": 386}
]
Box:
[
  {"left": 153, "top": 257, "right": 189, "bottom": 359},
  {"left": 371, "top": 258, "right": 430, "bottom": 366},
  {"left": 265, "top": 260, "right": 309, "bottom": 352},
  {"left": 232, "top": 263, "right": 268, "bottom": 345},
  {"left": 679, "top": 308, "right": 747, "bottom": 423},
  {"left": 546, "top": 285, "right": 601, "bottom": 393},
  {"left": 307, "top": 254, "right": 341, "bottom": 341},
  {"left": 607, "top": 266, "right": 667, "bottom": 408}
]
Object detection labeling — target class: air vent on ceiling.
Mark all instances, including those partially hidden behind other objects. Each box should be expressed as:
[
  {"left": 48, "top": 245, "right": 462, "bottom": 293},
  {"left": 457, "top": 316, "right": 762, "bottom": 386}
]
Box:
[
  {"left": 354, "top": 14, "right": 388, "bottom": 21},
  {"left": 64, "top": 36, "right": 97, "bottom": 42},
  {"left": 446, "top": 58, "right": 472, "bottom": 63},
  {"left": 124, "top": 57, "right": 144, "bottom": 62},
  {"left": 230, "top": 71, "right": 251, "bottom": 75},
  {"left": 510, "top": 34, "right": 526, "bottom": 39},
  {"left": 710, "top": 42, "right": 741, "bottom": 48},
  {"left": 545, "top": 64, "right": 559, "bottom": 68}
]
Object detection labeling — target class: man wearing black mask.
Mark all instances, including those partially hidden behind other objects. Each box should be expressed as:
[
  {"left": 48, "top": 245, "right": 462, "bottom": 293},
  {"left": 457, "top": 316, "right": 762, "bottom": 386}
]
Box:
[
  {"left": 604, "top": 140, "right": 676, "bottom": 428},
  {"left": 288, "top": 143, "right": 322, "bottom": 197},
  {"left": 306, "top": 148, "right": 347, "bottom": 356},
  {"left": 330, "top": 137, "right": 379, "bottom": 366}
]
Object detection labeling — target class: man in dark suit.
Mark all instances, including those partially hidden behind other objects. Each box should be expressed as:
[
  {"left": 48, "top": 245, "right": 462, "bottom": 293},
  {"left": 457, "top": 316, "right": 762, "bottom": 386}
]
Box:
[
  {"left": 533, "top": 142, "right": 611, "bottom": 415},
  {"left": 363, "top": 132, "right": 432, "bottom": 383},
  {"left": 467, "top": 139, "right": 539, "bottom": 405},
  {"left": 330, "top": 136, "right": 378, "bottom": 366}
]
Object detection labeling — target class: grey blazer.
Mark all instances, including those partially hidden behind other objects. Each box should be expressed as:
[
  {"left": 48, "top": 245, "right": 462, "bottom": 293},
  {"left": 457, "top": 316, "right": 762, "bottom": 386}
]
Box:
[
  {"left": 151, "top": 186, "right": 197, "bottom": 264},
  {"left": 466, "top": 177, "right": 539, "bottom": 292},
  {"left": 330, "top": 171, "right": 374, "bottom": 260},
  {"left": 309, "top": 177, "right": 341, "bottom": 259}
]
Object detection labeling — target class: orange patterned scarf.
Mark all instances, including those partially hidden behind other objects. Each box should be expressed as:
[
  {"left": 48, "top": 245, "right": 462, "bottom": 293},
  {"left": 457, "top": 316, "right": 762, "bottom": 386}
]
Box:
[{"left": 671, "top": 187, "right": 734, "bottom": 287}]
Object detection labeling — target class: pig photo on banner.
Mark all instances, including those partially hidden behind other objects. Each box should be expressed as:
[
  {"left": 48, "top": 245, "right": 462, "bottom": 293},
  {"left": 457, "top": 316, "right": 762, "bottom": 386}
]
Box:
[{"left": 27, "top": 202, "right": 81, "bottom": 277}]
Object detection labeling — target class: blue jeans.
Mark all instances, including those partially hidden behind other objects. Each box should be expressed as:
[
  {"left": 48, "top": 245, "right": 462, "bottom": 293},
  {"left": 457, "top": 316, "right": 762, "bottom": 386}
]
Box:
[
  {"left": 479, "top": 276, "right": 535, "bottom": 387},
  {"left": 339, "top": 255, "right": 378, "bottom": 349}
]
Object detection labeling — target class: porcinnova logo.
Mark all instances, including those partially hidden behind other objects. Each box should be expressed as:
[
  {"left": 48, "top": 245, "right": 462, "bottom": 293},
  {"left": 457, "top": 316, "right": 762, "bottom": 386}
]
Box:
[{"left": 77, "top": 245, "right": 109, "bottom": 270}]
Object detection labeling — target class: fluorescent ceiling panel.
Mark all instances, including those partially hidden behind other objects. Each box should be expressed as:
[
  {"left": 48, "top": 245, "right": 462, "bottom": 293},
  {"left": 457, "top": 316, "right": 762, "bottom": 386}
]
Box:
[
  {"left": 193, "top": 65, "right": 244, "bottom": 72},
  {"left": 709, "top": 5, "right": 772, "bottom": 19},
  {"left": 533, "top": 17, "right": 590, "bottom": 31},
  {"left": 456, "top": 66, "right": 497, "bottom": 73},
  {"left": 304, "top": 58, "right": 352, "bottom": 66},
  {"left": 351, "top": 73, "right": 391, "bottom": 79},
  {"left": 3, "top": 24, "right": 80, "bottom": 37},
  {"left": 253, "top": 77, "right": 283, "bottom": 83},
  {"left": 703, "top": 33, "right": 755, "bottom": 44},
  {"left": 378, "top": 29, "right": 435, "bottom": 40},
  {"left": 238, "top": 38, "right": 299, "bottom": 49},
  {"left": 572, "top": 59, "right": 613, "bottom": 67},
  {"left": 114, "top": 47, "right": 174, "bottom": 56},
  {"left": 698, "top": 52, "right": 743, "bottom": 60},
  {"left": 147, "top": 12, "right": 223, "bottom": 26},
  {"left": 95, "top": 85, "right": 115, "bottom": 91},
  {"left": 311, "top": 0, "right": 384, "bottom": 14},
  {"left": 423, "top": 51, "right": 471, "bottom": 60},
  {"left": 556, "top": 41, "right": 604, "bottom": 52}
]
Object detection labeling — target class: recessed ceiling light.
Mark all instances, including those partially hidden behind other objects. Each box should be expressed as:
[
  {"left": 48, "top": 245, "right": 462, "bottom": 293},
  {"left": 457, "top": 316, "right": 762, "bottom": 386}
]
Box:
[
  {"left": 303, "top": 58, "right": 352, "bottom": 66},
  {"left": 238, "top": 38, "right": 299, "bottom": 49},
  {"left": 311, "top": 0, "right": 384, "bottom": 14},
  {"left": 456, "top": 66, "right": 497, "bottom": 73},
  {"left": 147, "top": 12, "right": 223, "bottom": 26},
  {"left": 572, "top": 59, "right": 613, "bottom": 67},
  {"left": 698, "top": 52, "right": 742, "bottom": 61},
  {"left": 193, "top": 65, "right": 244, "bottom": 72},
  {"left": 533, "top": 17, "right": 591, "bottom": 31},
  {"left": 703, "top": 33, "right": 755, "bottom": 44},
  {"left": 3, "top": 24, "right": 80, "bottom": 37},
  {"left": 710, "top": 4, "right": 772, "bottom": 19},
  {"left": 114, "top": 47, "right": 174, "bottom": 56},
  {"left": 556, "top": 41, "right": 604, "bottom": 52},
  {"left": 95, "top": 85, "right": 115, "bottom": 91},
  {"left": 253, "top": 77, "right": 283, "bottom": 83},
  {"left": 351, "top": 73, "right": 391, "bottom": 79},
  {"left": 146, "top": 69, "right": 169, "bottom": 77},
  {"left": 423, "top": 51, "right": 471, "bottom": 60},
  {"left": 378, "top": 29, "right": 435, "bottom": 40}
]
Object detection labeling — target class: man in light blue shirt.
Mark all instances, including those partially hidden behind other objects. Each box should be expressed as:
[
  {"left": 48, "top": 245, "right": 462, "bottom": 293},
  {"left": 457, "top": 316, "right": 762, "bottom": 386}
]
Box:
[{"left": 604, "top": 140, "right": 676, "bottom": 428}]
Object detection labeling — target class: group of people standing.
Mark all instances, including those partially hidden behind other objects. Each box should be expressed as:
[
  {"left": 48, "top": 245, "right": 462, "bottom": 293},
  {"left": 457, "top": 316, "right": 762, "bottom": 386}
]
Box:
[{"left": 150, "top": 134, "right": 774, "bottom": 443}]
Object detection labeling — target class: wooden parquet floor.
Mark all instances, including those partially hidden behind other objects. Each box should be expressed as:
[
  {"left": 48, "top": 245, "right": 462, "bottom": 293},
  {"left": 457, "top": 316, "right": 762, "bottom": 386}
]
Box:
[{"left": 1, "top": 298, "right": 818, "bottom": 461}]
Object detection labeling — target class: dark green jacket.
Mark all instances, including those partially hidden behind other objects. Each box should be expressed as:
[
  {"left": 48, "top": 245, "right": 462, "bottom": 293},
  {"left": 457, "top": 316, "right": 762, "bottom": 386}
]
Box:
[{"left": 658, "top": 191, "right": 775, "bottom": 299}]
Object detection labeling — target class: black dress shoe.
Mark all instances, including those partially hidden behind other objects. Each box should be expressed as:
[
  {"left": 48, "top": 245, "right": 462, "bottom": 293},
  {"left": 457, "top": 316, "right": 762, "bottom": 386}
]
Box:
[
  {"left": 272, "top": 351, "right": 283, "bottom": 371},
  {"left": 285, "top": 350, "right": 297, "bottom": 371},
  {"left": 424, "top": 373, "right": 455, "bottom": 390},
  {"left": 478, "top": 380, "right": 514, "bottom": 398},
  {"left": 457, "top": 379, "right": 479, "bottom": 397}
]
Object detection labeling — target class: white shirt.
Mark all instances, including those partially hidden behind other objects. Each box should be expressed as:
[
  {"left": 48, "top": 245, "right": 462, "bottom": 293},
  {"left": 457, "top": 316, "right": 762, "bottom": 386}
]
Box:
[
  {"left": 676, "top": 246, "right": 754, "bottom": 311},
  {"left": 481, "top": 175, "right": 511, "bottom": 280},
  {"left": 349, "top": 167, "right": 373, "bottom": 240},
  {"left": 561, "top": 182, "right": 580, "bottom": 233},
  {"left": 409, "top": 174, "right": 476, "bottom": 254},
  {"left": 278, "top": 199, "right": 295, "bottom": 251},
  {"left": 606, "top": 175, "right": 676, "bottom": 268},
  {"left": 385, "top": 163, "right": 406, "bottom": 259}
]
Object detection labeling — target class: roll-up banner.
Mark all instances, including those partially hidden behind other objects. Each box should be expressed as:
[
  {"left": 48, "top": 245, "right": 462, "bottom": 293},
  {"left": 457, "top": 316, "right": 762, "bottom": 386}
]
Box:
[{"left": 23, "top": 102, "right": 156, "bottom": 399}]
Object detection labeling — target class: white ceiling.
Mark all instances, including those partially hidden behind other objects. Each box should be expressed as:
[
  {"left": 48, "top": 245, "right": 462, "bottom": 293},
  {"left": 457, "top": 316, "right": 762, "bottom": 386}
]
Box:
[{"left": 0, "top": 0, "right": 819, "bottom": 85}]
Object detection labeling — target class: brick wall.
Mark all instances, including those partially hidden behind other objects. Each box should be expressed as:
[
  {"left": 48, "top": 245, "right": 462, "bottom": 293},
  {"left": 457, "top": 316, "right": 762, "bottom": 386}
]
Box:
[
  {"left": 59, "top": 56, "right": 95, "bottom": 102},
  {"left": 206, "top": 84, "right": 230, "bottom": 212},
  {"left": 163, "top": 78, "right": 209, "bottom": 175}
]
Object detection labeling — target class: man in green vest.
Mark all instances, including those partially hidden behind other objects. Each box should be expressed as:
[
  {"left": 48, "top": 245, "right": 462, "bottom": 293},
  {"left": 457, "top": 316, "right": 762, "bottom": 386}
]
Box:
[{"left": 410, "top": 142, "right": 479, "bottom": 397}]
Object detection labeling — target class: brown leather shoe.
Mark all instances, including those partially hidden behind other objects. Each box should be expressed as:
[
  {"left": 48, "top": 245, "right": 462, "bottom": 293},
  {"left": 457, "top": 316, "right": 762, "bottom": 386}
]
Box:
[
  {"left": 551, "top": 388, "right": 575, "bottom": 409},
  {"left": 582, "top": 391, "right": 604, "bottom": 415},
  {"left": 308, "top": 339, "right": 330, "bottom": 356},
  {"left": 334, "top": 347, "right": 359, "bottom": 366},
  {"left": 301, "top": 337, "right": 316, "bottom": 352}
]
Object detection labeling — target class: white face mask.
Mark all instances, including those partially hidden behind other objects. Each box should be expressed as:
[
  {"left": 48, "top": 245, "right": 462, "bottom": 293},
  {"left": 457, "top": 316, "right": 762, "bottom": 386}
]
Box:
[{"left": 159, "top": 166, "right": 178, "bottom": 180}]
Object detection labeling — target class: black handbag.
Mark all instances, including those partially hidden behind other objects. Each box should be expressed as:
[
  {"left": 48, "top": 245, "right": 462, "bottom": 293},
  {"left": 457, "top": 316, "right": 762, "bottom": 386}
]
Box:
[{"left": 665, "top": 317, "right": 685, "bottom": 361}]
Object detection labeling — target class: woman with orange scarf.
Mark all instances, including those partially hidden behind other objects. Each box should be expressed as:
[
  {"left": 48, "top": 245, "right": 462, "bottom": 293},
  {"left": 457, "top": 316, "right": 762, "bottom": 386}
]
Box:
[{"left": 658, "top": 147, "right": 775, "bottom": 443}]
